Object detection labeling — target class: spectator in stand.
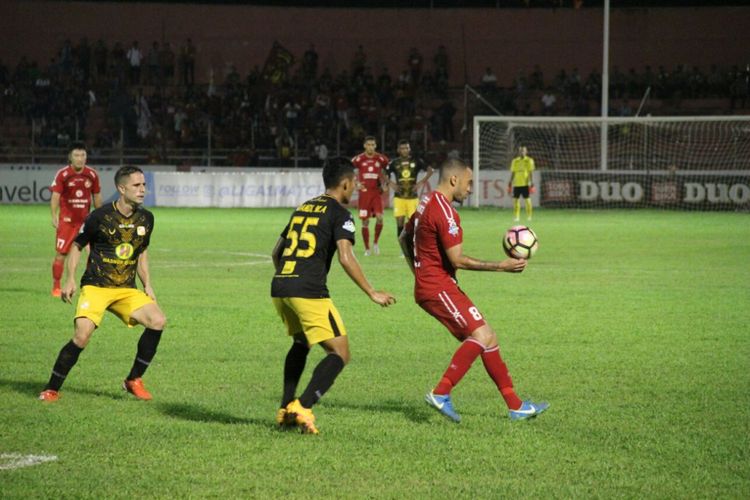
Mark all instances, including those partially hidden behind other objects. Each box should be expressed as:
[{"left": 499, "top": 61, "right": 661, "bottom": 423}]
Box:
[
  {"left": 146, "top": 42, "right": 160, "bottom": 85},
  {"left": 180, "top": 38, "right": 196, "bottom": 86},
  {"left": 541, "top": 88, "right": 557, "bottom": 116},
  {"left": 314, "top": 139, "right": 328, "bottom": 168},
  {"left": 408, "top": 47, "right": 423, "bottom": 85},
  {"left": 77, "top": 37, "right": 91, "bottom": 83},
  {"left": 529, "top": 64, "right": 544, "bottom": 90},
  {"left": 433, "top": 45, "right": 449, "bottom": 80},
  {"left": 161, "top": 42, "right": 175, "bottom": 85},
  {"left": 93, "top": 39, "right": 108, "bottom": 82},
  {"left": 481, "top": 67, "right": 498, "bottom": 90},
  {"left": 110, "top": 41, "right": 126, "bottom": 82},
  {"left": 302, "top": 43, "right": 319, "bottom": 79},
  {"left": 351, "top": 45, "right": 366, "bottom": 78},
  {"left": 126, "top": 41, "right": 142, "bottom": 85}
]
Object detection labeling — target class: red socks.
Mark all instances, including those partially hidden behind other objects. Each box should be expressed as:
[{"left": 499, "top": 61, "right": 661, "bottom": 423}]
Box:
[
  {"left": 374, "top": 222, "right": 383, "bottom": 243},
  {"left": 362, "top": 227, "right": 370, "bottom": 250},
  {"left": 434, "top": 341, "right": 524, "bottom": 411},
  {"left": 434, "top": 339, "right": 484, "bottom": 395},
  {"left": 52, "top": 259, "right": 64, "bottom": 284},
  {"left": 481, "top": 346, "right": 522, "bottom": 410}
]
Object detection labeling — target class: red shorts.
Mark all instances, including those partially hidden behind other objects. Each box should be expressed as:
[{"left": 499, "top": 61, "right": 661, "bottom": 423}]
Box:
[
  {"left": 358, "top": 190, "right": 383, "bottom": 219},
  {"left": 417, "top": 285, "right": 487, "bottom": 340},
  {"left": 55, "top": 221, "right": 83, "bottom": 254}
]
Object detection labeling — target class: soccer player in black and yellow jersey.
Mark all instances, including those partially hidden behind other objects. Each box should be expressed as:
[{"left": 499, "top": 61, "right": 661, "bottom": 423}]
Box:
[
  {"left": 386, "top": 139, "right": 433, "bottom": 249},
  {"left": 39, "top": 166, "right": 167, "bottom": 402},
  {"left": 271, "top": 159, "right": 396, "bottom": 434},
  {"left": 508, "top": 146, "right": 536, "bottom": 222}
]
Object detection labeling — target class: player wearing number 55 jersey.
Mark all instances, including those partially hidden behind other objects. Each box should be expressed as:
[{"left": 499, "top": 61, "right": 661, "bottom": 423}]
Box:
[
  {"left": 400, "top": 158, "right": 548, "bottom": 423},
  {"left": 271, "top": 159, "right": 396, "bottom": 434}
]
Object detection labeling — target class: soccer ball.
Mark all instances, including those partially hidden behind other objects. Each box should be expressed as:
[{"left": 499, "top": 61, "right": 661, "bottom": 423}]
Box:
[{"left": 502, "top": 226, "right": 539, "bottom": 259}]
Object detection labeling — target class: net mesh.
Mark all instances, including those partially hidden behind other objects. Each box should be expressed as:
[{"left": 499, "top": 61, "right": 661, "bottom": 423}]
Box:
[{"left": 474, "top": 116, "right": 750, "bottom": 210}]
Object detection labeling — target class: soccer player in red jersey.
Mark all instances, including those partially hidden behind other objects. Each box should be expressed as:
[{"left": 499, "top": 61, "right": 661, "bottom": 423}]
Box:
[
  {"left": 49, "top": 142, "right": 102, "bottom": 297},
  {"left": 351, "top": 136, "right": 389, "bottom": 256},
  {"left": 400, "top": 158, "right": 549, "bottom": 422}
]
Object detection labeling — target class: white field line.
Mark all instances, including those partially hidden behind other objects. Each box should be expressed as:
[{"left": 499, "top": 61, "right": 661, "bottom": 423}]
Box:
[{"left": 0, "top": 453, "right": 58, "bottom": 470}]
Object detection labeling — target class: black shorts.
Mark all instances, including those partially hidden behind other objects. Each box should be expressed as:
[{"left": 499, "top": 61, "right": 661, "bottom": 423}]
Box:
[{"left": 512, "top": 186, "right": 530, "bottom": 199}]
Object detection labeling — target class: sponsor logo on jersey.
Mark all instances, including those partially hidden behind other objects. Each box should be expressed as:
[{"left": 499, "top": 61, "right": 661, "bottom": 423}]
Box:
[
  {"left": 137, "top": 226, "right": 146, "bottom": 236},
  {"left": 116, "top": 243, "right": 135, "bottom": 260},
  {"left": 448, "top": 221, "right": 459, "bottom": 236},
  {"left": 75, "top": 189, "right": 83, "bottom": 198},
  {"left": 343, "top": 220, "right": 355, "bottom": 233}
]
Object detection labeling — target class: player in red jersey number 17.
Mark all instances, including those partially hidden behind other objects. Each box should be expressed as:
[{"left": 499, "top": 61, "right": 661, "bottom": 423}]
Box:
[{"left": 49, "top": 142, "right": 102, "bottom": 297}]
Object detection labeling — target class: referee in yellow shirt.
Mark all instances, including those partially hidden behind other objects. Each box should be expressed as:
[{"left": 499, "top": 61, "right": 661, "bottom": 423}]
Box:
[{"left": 508, "top": 146, "right": 535, "bottom": 221}]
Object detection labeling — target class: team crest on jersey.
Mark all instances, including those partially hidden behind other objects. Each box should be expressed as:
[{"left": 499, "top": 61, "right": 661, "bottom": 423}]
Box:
[
  {"left": 448, "top": 220, "right": 459, "bottom": 236},
  {"left": 85, "top": 180, "right": 92, "bottom": 188},
  {"left": 116, "top": 243, "right": 135, "bottom": 260},
  {"left": 343, "top": 220, "right": 355, "bottom": 233},
  {"left": 137, "top": 226, "right": 146, "bottom": 236}
]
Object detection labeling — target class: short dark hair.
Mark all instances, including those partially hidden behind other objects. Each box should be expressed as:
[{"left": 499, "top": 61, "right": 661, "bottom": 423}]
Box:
[
  {"left": 397, "top": 139, "right": 410, "bottom": 147},
  {"left": 115, "top": 165, "right": 144, "bottom": 187},
  {"left": 323, "top": 158, "right": 355, "bottom": 189},
  {"left": 438, "top": 158, "right": 469, "bottom": 182},
  {"left": 364, "top": 136, "right": 376, "bottom": 143},
  {"left": 68, "top": 141, "right": 86, "bottom": 153}
]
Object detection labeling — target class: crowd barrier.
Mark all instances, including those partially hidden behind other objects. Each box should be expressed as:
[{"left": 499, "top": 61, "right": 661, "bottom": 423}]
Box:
[{"left": 3, "top": 165, "right": 746, "bottom": 210}]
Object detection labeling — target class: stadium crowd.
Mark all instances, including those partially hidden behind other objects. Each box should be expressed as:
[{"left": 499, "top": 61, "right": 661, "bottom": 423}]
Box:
[{"left": 0, "top": 37, "right": 747, "bottom": 165}]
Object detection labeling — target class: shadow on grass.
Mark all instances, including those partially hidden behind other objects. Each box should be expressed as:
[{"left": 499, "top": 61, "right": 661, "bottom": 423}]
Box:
[
  {"left": 0, "top": 378, "right": 124, "bottom": 400},
  {"left": 325, "top": 398, "right": 433, "bottom": 424},
  {"left": 158, "top": 401, "right": 268, "bottom": 427}
]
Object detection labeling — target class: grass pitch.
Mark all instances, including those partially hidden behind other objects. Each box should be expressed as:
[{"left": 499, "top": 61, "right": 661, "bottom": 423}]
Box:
[{"left": 1, "top": 205, "right": 749, "bottom": 498}]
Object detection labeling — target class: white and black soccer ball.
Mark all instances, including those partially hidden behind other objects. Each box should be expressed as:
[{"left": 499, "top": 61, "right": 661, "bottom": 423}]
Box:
[{"left": 502, "top": 225, "right": 539, "bottom": 259}]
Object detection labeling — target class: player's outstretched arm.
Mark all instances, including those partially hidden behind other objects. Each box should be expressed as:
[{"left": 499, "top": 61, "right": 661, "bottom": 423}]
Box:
[
  {"left": 445, "top": 243, "right": 527, "bottom": 273},
  {"left": 61, "top": 243, "right": 83, "bottom": 303},
  {"left": 336, "top": 239, "right": 396, "bottom": 307}
]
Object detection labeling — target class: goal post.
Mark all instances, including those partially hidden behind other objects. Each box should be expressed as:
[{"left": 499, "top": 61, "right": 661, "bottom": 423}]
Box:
[{"left": 472, "top": 115, "right": 750, "bottom": 211}]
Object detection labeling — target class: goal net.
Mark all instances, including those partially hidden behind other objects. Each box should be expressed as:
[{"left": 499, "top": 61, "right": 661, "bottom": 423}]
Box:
[{"left": 472, "top": 116, "right": 750, "bottom": 211}]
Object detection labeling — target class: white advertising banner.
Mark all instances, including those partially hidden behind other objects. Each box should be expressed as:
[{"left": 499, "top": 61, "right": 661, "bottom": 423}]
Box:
[
  {"left": 473, "top": 170, "right": 540, "bottom": 208},
  {"left": 2, "top": 164, "right": 535, "bottom": 208},
  {"left": 153, "top": 171, "right": 326, "bottom": 208},
  {"left": 0, "top": 164, "right": 174, "bottom": 205}
]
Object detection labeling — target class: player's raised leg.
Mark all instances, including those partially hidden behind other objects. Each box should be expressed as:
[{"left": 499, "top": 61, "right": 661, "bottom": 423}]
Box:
[
  {"left": 476, "top": 326, "right": 548, "bottom": 420},
  {"left": 123, "top": 302, "right": 167, "bottom": 401}
]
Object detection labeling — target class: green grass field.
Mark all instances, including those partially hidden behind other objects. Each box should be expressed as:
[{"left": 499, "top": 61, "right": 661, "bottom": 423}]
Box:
[{"left": 1, "top": 205, "right": 749, "bottom": 498}]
